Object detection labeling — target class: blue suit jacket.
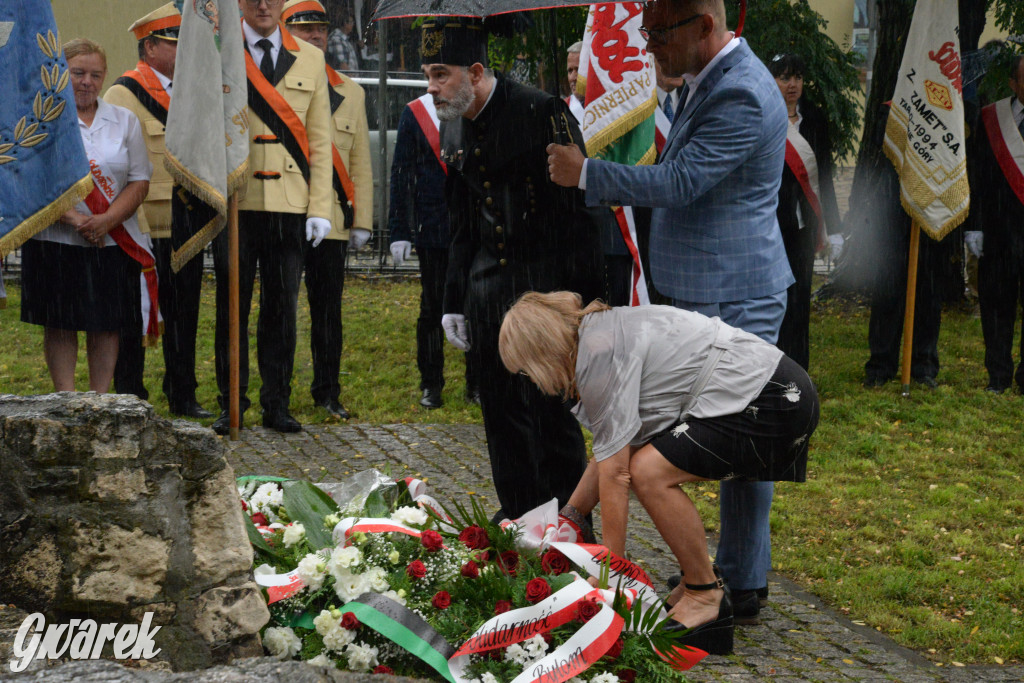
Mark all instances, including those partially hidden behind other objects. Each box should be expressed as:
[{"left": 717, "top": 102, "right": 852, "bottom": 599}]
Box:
[{"left": 587, "top": 39, "right": 794, "bottom": 303}]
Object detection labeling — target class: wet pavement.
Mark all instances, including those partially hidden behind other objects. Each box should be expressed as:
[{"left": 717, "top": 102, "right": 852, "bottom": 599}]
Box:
[{"left": 227, "top": 422, "right": 1024, "bottom": 683}]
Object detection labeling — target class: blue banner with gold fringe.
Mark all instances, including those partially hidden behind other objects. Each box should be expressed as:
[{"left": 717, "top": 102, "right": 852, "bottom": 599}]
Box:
[{"left": 0, "top": 0, "right": 92, "bottom": 257}]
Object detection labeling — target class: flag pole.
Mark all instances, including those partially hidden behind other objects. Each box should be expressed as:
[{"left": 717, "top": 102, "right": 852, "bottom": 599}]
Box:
[
  {"left": 229, "top": 193, "right": 240, "bottom": 440},
  {"left": 900, "top": 220, "right": 921, "bottom": 397}
]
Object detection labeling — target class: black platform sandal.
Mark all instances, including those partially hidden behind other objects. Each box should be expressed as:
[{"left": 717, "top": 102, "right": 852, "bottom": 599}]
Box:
[
  {"left": 663, "top": 577, "right": 734, "bottom": 655},
  {"left": 664, "top": 564, "right": 730, "bottom": 609}
]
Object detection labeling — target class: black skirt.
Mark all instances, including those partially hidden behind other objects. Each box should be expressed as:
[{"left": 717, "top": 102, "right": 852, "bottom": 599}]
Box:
[
  {"left": 648, "top": 355, "right": 819, "bottom": 482},
  {"left": 20, "top": 239, "right": 141, "bottom": 333}
]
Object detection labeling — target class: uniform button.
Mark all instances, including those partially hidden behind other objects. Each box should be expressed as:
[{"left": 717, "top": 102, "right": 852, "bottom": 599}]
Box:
[
  {"left": 485, "top": 197, "right": 493, "bottom": 206},
  {"left": 479, "top": 165, "right": 486, "bottom": 172},
  {"left": 483, "top": 181, "right": 491, "bottom": 189},
  {"left": 499, "top": 258, "right": 507, "bottom": 266},
  {"left": 474, "top": 148, "right": 481, "bottom": 157},
  {"left": 497, "top": 243, "right": 505, "bottom": 250},
  {"left": 526, "top": 176, "right": 532, "bottom": 182},
  {"left": 495, "top": 226, "right": 503, "bottom": 234}
]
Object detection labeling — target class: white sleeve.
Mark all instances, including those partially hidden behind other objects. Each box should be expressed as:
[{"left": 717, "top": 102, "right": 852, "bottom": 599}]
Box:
[
  {"left": 576, "top": 324, "right": 643, "bottom": 461},
  {"left": 124, "top": 112, "right": 153, "bottom": 182}
]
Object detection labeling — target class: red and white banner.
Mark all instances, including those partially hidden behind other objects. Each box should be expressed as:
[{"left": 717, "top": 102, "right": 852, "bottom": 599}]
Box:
[
  {"left": 981, "top": 97, "right": 1024, "bottom": 206},
  {"left": 408, "top": 93, "right": 446, "bottom": 174}
]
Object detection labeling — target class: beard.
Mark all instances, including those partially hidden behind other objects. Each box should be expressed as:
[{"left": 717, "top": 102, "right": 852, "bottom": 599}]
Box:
[{"left": 434, "top": 77, "right": 475, "bottom": 121}]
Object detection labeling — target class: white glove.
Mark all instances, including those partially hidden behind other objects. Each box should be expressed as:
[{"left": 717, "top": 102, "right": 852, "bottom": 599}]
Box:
[
  {"left": 305, "top": 217, "right": 331, "bottom": 248},
  {"left": 965, "top": 231, "right": 983, "bottom": 258},
  {"left": 827, "top": 233, "right": 845, "bottom": 261},
  {"left": 390, "top": 240, "right": 412, "bottom": 267},
  {"left": 349, "top": 228, "right": 371, "bottom": 250},
  {"left": 441, "top": 313, "right": 470, "bottom": 351}
]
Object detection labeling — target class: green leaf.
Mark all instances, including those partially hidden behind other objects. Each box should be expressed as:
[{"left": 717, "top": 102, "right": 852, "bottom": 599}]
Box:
[
  {"left": 243, "top": 510, "right": 285, "bottom": 562},
  {"left": 282, "top": 480, "right": 340, "bottom": 550}
]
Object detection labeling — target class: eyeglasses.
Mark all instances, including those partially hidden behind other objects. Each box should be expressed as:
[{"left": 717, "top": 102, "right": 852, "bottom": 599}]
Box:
[
  {"left": 243, "top": 0, "right": 284, "bottom": 7},
  {"left": 638, "top": 13, "right": 703, "bottom": 44}
]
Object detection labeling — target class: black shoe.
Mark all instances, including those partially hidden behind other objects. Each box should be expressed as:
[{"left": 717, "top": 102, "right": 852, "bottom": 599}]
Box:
[
  {"left": 666, "top": 565, "right": 729, "bottom": 608},
  {"left": 863, "top": 375, "right": 888, "bottom": 388},
  {"left": 262, "top": 411, "right": 302, "bottom": 433},
  {"left": 465, "top": 387, "right": 481, "bottom": 406},
  {"left": 211, "top": 410, "right": 237, "bottom": 436},
  {"left": 316, "top": 399, "right": 350, "bottom": 419},
  {"left": 663, "top": 578, "right": 734, "bottom": 655},
  {"left": 985, "top": 384, "right": 1008, "bottom": 394},
  {"left": 731, "top": 589, "right": 762, "bottom": 625},
  {"left": 169, "top": 399, "right": 214, "bottom": 419},
  {"left": 420, "top": 387, "right": 442, "bottom": 409},
  {"left": 913, "top": 376, "right": 938, "bottom": 389}
]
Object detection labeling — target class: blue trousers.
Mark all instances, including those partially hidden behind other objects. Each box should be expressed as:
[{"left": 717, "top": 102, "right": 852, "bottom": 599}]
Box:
[{"left": 673, "top": 290, "right": 786, "bottom": 591}]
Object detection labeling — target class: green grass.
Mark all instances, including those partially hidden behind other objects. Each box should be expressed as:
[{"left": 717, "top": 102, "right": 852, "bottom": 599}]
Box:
[{"left": 1, "top": 277, "right": 1022, "bottom": 665}]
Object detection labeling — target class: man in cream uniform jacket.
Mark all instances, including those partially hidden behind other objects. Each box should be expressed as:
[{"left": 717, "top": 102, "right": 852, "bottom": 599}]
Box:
[
  {"left": 282, "top": 0, "right": 372, "bottom": 420},
  {"left": 107, "top": 3, "right": 213, "bottom": 420},
  {"left": 212, "top": 0, "right": 333, "bottom": 435}
]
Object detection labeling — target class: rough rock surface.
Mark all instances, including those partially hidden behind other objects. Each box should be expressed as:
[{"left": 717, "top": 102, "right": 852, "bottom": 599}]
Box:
[{"left": 0, "top": 393, "right": 269, "bottom": 672}]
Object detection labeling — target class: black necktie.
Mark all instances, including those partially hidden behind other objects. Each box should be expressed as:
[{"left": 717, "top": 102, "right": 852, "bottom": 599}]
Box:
[{"left": 257, "top": 38, "right": 274, "bottom": 83}]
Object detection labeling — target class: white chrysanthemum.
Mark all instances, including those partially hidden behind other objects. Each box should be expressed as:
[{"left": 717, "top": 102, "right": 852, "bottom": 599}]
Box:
[
  {"left": 524, "top": 634, "right": 548, "bottom": 659},
  {"left": 590, "top": 674, "right": 619, "bottom": 683},
  {"left": 253, "top": 563, "right": 277, "bottom": 578},
  {"left": 504, "top": 643, "right": 531, "bottom": 666},
  {"left": 329, "top": 545, "right": 362, "bottom": 572},
  {"left": 308, "top": 653, "right": 334, "bottom": 668},
  {"left": 479, "top": 673, "right": 501, "bottom": 683},
  {"left": 672, "top": 422, "right": 690, "bottom": 437},
  {"left": 313, "top": 609, "right": 339, "bottom": 636},
  {"left": 391, "top": 505, "right": 428, "bottom": 526},
  {"left": 344, "top": 642, "right": 379, "bottom": 672},
  {"left": 364, "top": 566, "right": 389, "bottom": 592},
  {"left": 262, "top": 626, "right": 301, "bottom": 660},
  {"left": 297, "top": 553, "right": 327, "bottom": 591},
  {"left": 250, "top": 482, "right": 283, "bottom": 513},
  {"left": 333, "top": 570, "right": 370, "bottom": 602},
  {"left": 783, "top": 382, "right": 801, "bottom": 403},
  {"left": 381, "top": 589, "right": 407, "bottom": 606},
  {"left": 322, "top": 624, "right": 356, "bottom": 652},
  {"left": 283, "top": 523, "right": 306, "bottom": 548}
]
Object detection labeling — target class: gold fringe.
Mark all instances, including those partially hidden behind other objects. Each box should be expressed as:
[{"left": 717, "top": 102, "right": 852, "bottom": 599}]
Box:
[
  {"left": 163, "top": 152, "right": 228, "bottom": 216},
  {"left": 0, "top": 174, "right": 94, "bottom": 258},
  {"left": 143, "top": 320, "right": 165, "bottom": 348},
  {"left": 226, "top": 160, "right": 249, "bottom": 198},
  {"left": 585, "top": 95, "right": 657, "bottom": 158},
  {"left": 637, "top": 145, "right": 657, "bottom": 167},
  {"left": 170, "top": 214, "right": 224, "bottom": 274}
]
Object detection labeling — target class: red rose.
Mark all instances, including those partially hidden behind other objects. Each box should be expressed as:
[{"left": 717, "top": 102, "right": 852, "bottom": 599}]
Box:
[
  {"left": 487, "top": 647, "right": 505, "bottom": 660},
  {"left": 421, "top": 529, "right": 444, "bottom": 552},
  {"left": 406, "top": 559, "right": 427, "bottom": 579},
  {"left": 541, "top": 549, "right": 571, "bottom": 575},
  {"left": 498, "top": 550, "right": 520, "bottom": 576},
  {"left": 494, "top": 600, "right": 512, "bottom": 615},
  {"left": 576, "top": 598, "right": 601, "bottom": 622},
  {"left": 604, "top": 637, "right": 624, "bottom": 660},
  {"left": 617, "top": 669, "right": 637, "bottom": 682},
  {"left": 461, "top": 560, "right": 480, "bottom": 579},
  {"left": 525, "top": 577, "right": 552, "bottom": 604},
  {"left": 240, "top": 499, "right": 248, "bottom": 511},
  {"left": 432, "top": 591, "right": 452, "bottom": 609},
  {"left": 458, "top": 525, "right": 490, "bottom": 550},
  {"left": 373, "top": 665, "right": 395, "bottom": 674},
  {"left": 474, "top": 550, "right": 490, "bottom": 566},
  {"left": 251, "top": 512, "right": 269, "bottom": 526},
  {"left": 341, "top": 612, "right": 360, "bottom": 630}
]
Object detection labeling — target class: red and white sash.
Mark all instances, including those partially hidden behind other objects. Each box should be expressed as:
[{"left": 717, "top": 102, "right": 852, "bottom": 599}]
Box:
[
  {"left": 83, "top": 155, "right": 160, "bottom": 341},
  {"left": 784, "top": 124, "right": 825, "bottom": 251},
  {"left": 408, "top": 93, "right": 446, "bottom": 174},
  {"left": 981, "top": 97, "right": 1024, "bottom": 207},
  {"left": 654, "top": 102, "right": 671, "bottom": 156}
]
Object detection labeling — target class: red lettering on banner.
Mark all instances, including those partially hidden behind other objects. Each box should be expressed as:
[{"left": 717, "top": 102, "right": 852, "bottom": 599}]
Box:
[
  {"left": 89, "top": 160, "right": 117, "bottom": 202},
  {"left": 591, "top": 3, "right": 645, "bottom": 83},
  {"left": 928, "top": 41, "right": 963, "bottom": 94}
]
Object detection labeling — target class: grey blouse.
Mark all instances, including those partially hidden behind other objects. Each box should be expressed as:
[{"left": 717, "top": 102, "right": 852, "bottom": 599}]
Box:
[{"left": 571, "top": 306, "right": 783, "bottom": 461}]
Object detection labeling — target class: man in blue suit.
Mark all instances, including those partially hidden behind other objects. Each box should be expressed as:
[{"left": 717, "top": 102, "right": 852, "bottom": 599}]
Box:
[{"left": 548, "top": 0, "right": 793, "bottom": 625}]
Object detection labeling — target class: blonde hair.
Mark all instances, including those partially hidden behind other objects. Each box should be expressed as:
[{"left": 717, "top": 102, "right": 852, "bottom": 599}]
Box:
[
  {"left": 499, "top": 291, "right": 611, "bottom": 398},
  {"left": 63, "top": 38, "right": 107, "bottom": 70}
]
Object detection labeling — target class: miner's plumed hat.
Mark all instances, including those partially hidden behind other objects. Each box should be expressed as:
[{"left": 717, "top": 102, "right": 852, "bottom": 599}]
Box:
[
  {"left": 128, "top": 2, "right": 181, "bottom": 42},
  {"left": 420, "top": 18, "right": 488, "bottom": 67},
  {"left": 282, "top": 0, "right": 330, "bottom": 25}
]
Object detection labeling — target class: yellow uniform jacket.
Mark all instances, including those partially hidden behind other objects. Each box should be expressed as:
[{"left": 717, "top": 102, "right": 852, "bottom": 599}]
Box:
[
  {"left": 326, "top": 68, "right": 372, "bottom": 240},
  {"left": 104, "top": 64, "right": 173, "bottom": 239},
  {"left": 239, "top": 25, "right": 333, "bottom": 222}
]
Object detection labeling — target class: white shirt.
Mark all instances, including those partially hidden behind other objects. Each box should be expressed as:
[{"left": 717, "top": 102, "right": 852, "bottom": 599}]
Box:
[
  {"left": 243, "top": 21, "right": 282, "bottom": 70},
  {"left": 657, "top": 86, "right": 680, "bottom": 114},
  {"left": 681, "top": 35, "right": 739, "bottom": 109},
  {"left": 152, "top": 67, "right": 172, "bottom": 97},
  {"left": 572, "top": 306, "right": 783, "bottom": 461},
  {"left": 1012, "top": 97, "right": 1023, "bottom": 129},
  {"left": 34, "top": 98, "right": 152, "bottom": 247}
]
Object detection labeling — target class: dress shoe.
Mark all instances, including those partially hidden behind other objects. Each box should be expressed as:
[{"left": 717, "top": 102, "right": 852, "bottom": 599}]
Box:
[
  {"left": 731, "top": 589, "right": 763, "bottom": 625},
  {"left": 169, "top": 399, "right": 214, "bottom": 419},
  {"left": 464, "top": 387, "right": 481, "bottom": 406},
  {"left": 912, "top": 375, "right": 938, "bottom": 389},
  {"left": 985, "top": 384, "right": 1008, "bottom": 394},
  {"left": 262, "top": 411, "right": 302, "bottom": 433},
  {"left": 420, "top": 387, "right": 442, "bottom": 409},
  {"left": 663, "top": 578, "right": 734, "bottom": 655},
  {"left": 211, "top": 410, "right": 238, "bottom": 436},
  {"left": 862, "top": 375, "right": 889, "bottom": 388},
  {"left": 317, "top": 399, "right": 350, "bottom": 419}
]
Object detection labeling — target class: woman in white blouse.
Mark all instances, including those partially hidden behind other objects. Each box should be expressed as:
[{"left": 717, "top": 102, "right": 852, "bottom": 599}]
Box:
[
  {"left": 20, "top": 39, "right": 151, "bottom": 392},
  {"left": 499, "top": 291, "right": 819, "bottom": 655}
]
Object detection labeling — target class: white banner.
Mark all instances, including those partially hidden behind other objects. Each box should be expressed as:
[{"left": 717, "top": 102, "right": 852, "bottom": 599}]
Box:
[{"left": 883, "top": 0, "right": 969, "bottom": 240}]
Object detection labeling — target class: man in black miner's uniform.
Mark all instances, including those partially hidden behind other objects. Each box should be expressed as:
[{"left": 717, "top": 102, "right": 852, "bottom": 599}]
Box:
[{"left": 423, "top": 19, "right": 605, "bottom": 520}]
